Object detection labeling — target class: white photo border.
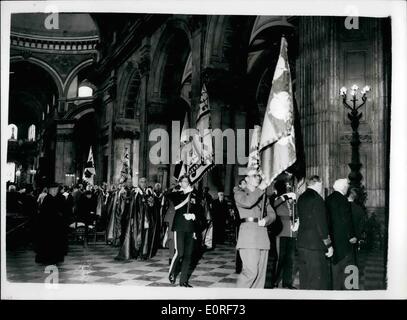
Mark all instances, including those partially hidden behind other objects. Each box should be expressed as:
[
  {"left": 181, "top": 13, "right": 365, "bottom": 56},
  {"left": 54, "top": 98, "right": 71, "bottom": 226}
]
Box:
[{"left": 1, "top": 0, "right": 406, "bottom": 300}]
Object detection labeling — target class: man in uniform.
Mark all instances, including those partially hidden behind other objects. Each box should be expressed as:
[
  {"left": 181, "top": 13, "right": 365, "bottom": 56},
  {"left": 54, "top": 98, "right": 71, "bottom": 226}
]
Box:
[
  {"left": 297, "top": 175, "right": 333, "bottom": 290},
  {"left": 235, "top": 174, "right": 276, "bottom": 288},
  {"left": 168, "top": 175, "right": 202, "bottom": 287},
  {"left": 271, "top": 179, "right": 298, "bottom": 289}
]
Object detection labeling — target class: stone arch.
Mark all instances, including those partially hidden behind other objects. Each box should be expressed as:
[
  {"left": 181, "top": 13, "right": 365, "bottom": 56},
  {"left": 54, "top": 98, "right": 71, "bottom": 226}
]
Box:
[
  {"left": 148, "top": 18, "right": 192, "bottom": 101},
  {"left": 203, "top": 15, "right": 236, "bottom": 69},
  {"left": 118, "top": 66, "right": 142, "bottom": 119},
  {"left": 249, "top": 16, "right": 294, "bottom": 46},
  {"left": 10, "top": 56, "right": 64, "bottom": 97},
  {"left": 63, "top": 59, "right": 95, "bottom": 96},
  {"left": 63, "top": 101, "right": 95, "bottom": 120}
]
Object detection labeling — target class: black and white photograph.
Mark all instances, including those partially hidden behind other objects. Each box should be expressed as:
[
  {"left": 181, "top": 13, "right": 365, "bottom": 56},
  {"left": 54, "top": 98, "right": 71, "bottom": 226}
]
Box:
[{"left": 1, "top": 0, "right": 406, "bottom": 300}]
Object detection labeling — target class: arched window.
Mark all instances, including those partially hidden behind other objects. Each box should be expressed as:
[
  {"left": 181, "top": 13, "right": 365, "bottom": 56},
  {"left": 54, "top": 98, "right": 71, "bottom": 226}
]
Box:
[
  {"left": 7, "top": 124, "right": 18, "bottom": 140},
  {"left": 6, "top": 162, "right": 16, "bottom": 183},
  {"left": 78, "top": 85, "right": 93, "bottom": 97},
  {"left": 28, "top": 124, "right": 36, "bottom": 141}
]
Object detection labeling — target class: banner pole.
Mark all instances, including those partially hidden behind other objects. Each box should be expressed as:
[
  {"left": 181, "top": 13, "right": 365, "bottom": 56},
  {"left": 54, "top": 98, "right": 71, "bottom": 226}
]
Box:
[{"left": 260, "top": 188, "right": 267, "bottom": 219}]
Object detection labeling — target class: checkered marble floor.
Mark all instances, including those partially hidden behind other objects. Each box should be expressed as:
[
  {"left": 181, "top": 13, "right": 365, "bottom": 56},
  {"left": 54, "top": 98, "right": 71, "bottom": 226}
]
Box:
[
  {"left": 6, "top": 243, "right": 240, "bottom": 288},
  {"left": 6, "top": 242, "right": 386, "bottom": 289}
]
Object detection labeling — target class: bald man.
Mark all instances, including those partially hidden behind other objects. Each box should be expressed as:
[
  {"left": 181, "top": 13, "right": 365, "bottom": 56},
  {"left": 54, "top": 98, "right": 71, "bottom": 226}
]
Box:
[{"left": 326, "top": 178, "right": 357, "bottom": 290}]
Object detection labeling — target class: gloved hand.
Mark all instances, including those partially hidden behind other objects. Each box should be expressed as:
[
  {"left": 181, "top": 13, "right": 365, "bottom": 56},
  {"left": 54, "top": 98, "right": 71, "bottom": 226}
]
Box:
[
  {"left": 258, "top": 218, "right": 266, "bottom": 227},
  {"left": 285, "top": 192, "right": 297, "bottom": 200},
  {"left": 291, "top": 219, "right": 299, "bottom": 232},
  {"left": 325, "top": 246, "right": 334, "bottom": 258},
  {"left": 183, "top": 213, "right": 196, "bottom": 221}
]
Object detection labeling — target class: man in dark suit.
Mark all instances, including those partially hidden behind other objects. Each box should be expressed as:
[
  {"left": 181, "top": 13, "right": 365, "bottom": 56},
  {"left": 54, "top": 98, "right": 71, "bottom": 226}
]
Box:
[
  {"left": 297, "top": 175, "right": 333, "bottom": 290},
  {"left": 212, "top": 191, "right": 229, "bottom": 245},
  {"left": 326, "top": 178, "right": 357, "bottom": 290}
]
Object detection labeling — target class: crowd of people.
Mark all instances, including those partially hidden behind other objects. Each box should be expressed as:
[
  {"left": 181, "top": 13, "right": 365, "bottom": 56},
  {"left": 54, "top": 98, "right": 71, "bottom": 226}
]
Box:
[
  {"left": 5, "top": 177, "right": 236, "bottom": 280},
  {"left": 6, "top": 171, "right": 367, "bottom": 290},
  {"left": 232, "top": 173, "right": 367, "bottom": 290}
]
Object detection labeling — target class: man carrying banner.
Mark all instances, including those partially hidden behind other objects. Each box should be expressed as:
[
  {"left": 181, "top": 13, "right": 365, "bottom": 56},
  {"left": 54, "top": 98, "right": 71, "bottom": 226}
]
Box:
[
  {"left": 235, "top": 174, "right": 276, "bottom": 288},
  {"left": 255, "top": 35, "right": 302, "bottom": 287}
]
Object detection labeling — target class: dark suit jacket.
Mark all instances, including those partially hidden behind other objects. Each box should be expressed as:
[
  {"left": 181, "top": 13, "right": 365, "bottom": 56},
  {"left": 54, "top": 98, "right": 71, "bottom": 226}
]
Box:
[
  {"left": 326, "top": 191, "right": 355, "bottom": 264},
  {"left": 297, "top": 188, "right": 330, "bottom": 251}
]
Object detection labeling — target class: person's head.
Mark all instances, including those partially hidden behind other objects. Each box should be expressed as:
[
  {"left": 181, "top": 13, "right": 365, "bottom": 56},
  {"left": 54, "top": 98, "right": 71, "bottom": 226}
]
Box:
[
  {"left": 138, "top": 177, "right": 147, "bottom": 190},
  {"left": 238, "top": 178, "right": 247, "bottom": 190},
  {"left": 42, "top": 187, "right": 48, "bottom": 194},
  {"left": 218, "top": 191, "right": 225, "bottom": 201},
  {"left": 8, "top": 184, "right": 17, "bottom": 192},
  {"left": 154, "top": 182, "right": 162, "bottom": 193},
  {"left": 48, "top": 185, "right": 59, "bottom": 197},
  {"left": 178, "top": 174, "right": 191, "bottom": 189},
  {"left": 307, "top": 175, "right": 323, "bottom": 195},
  {"left": 245, "top": 174, "right": 261, "bottom": 188},
  {"left": 78, "top": 183, "right": 84, "bottom": 191},
  {"left": 333, "top": 178, "right": 349, "bottom": 196},
  {"left": 348, "top": 187, "right": 358, "bottom": 202},
  {"left": 274, "top": 179, "right": 287, "bottom": 195}
]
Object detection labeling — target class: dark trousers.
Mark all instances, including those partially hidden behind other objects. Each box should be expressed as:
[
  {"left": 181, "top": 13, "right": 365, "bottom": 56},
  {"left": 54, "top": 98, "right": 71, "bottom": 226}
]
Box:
[
  {"left": 169, "top": 231, "right": 195, "bottom": 284},
  {"left": 332, "top": 253, "right": 355, "bottom": 290},
  {"left": 298, "top": 248, "right": 330, "bottom": 290},
  {"left": 273, "top": 237, "right": 295, "bottom": 287}
]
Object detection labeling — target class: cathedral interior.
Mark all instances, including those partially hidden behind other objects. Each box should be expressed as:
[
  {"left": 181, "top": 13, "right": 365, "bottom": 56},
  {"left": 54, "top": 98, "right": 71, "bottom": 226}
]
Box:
[{"left": 5, "top": 13, "right": 390, "bottom": 291}]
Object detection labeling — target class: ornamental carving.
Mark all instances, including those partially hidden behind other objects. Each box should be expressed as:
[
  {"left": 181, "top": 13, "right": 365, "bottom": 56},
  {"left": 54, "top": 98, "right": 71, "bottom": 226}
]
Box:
[{"left": 340, "top": 134, "right": 372, "bottom": 144}]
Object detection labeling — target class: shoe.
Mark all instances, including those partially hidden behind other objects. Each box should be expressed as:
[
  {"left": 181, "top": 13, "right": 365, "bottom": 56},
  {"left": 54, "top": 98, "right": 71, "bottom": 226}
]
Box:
[
  {"left": 282, "top": 284, "right": 297, "bottom": 289},
  {"left": 180, "top": 282, "right": 193, "bottom": 288},
  {"left": 169, "top": 274, "right": 176, "bottom": 284}
]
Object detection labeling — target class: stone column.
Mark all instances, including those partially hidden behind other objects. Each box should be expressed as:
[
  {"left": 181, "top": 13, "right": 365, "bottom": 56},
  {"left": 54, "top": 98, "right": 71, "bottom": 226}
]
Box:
[
  {"left": 297, "top": 17, "right": 340, "bottom": 194},
  {"left": 204, "top": 68, "right": 238, "bottom": 196},
  {"left": 138, "top": 41, "right": 151, "bottom": 180},
  {"left": 54, "top": 122, "right": 75, "bottom": 185},
  {"left": 297, "top": 16, "right": 389, "bottom": 220}
]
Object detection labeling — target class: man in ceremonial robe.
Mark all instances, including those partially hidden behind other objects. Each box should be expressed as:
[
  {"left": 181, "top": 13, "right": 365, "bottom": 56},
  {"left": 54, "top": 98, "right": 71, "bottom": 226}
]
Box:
[
  {"left": 115, "top": 186, "right": 138, "bottom": 260},
  {"left": 33, "top": 185, "right": 66, "bottom": 265}
]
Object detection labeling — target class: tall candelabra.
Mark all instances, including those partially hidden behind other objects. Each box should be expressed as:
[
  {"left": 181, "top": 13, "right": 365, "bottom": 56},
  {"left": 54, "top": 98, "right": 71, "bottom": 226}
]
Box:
[{"left": 340, "top": 84, "right": 370, "bottom": 191}]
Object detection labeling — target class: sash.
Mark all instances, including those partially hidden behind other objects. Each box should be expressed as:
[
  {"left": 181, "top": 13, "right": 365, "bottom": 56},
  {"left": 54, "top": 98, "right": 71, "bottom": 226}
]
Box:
[{"left": 175, "top": 194, "right": 191, "bottom": 211}]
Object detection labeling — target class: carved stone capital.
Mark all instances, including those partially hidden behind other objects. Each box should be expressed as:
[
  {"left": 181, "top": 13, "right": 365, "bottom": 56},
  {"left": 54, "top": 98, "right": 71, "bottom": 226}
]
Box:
[
  {"left": 113, "top": 124, "right": 140, "bottom": 139},
  {"left": 340, "top": 133, "right": 372, "bottom": 144}
]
